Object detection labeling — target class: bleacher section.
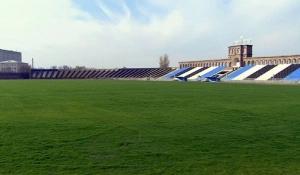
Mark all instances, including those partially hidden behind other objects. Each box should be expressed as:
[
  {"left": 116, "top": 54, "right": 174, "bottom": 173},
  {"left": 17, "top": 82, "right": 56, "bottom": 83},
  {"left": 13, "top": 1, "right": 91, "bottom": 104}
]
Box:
[
  {"left": 31, "top": 68, "right": 174, "bottom": 80},
  {"left": 200, "top": 66, "right": 226, "bottom": 81},
  {"left": 283, "top": 67, "right": 300, "bottom": 82},
  {"left": 232, "top": 65, "right": 266, "bottom": 80},
  {"left": 223, "top": 65, "right": 253, "bottom": 80},
  {"left": 272, "top": 64, "right": 300, "bottom": 80},
  {"left": 188, "top": 67, "right": 216, "bottom": 81},
  {"left": 173, "top": 67, "right": 195, "bottom": 78},
  {"left": 177, "top": 67, "right": 202, "bottom": 78},
  {"left": 186, "top": 67, "right": 208, "bottom": 79},
  {"left": 162, "top": 67, "right": 186, "bottom": 79},
  {"left": 27, "top": 64, "right": 300, "bottom": 82},
  {"left": 255, "top": 64, "right": 289, "bottom": 81}
]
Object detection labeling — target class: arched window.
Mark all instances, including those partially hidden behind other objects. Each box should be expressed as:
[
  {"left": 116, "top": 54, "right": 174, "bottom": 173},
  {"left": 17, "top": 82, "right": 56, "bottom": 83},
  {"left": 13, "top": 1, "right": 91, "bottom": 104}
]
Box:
[
  {"left": 229, "top": 62, "right": 232, "bottom": 67},
  {"left": 273, "top": 60, "right": 277, "bottom": 65},
  {"left": 256, "top": 61, "right": 260, "bottom": 65},
  {"left": 225, "top": 62, "right": 227, "bottom": 67},
  {"left": 287, "top": 59, "right": 291, "bottom": 64},
  {"left": 293, "top": 59, "right": 296, "bottom": 64},
  {"left": 278, "top": 60, "right": 281, "bottom": 64},
  {"left": 247, "top": 61, "right": 250, "bottom": 65},
  {"left": 264, "top": 60, "right": 268, "bottom": 65},
  {"left": 283, "top": 59, "right": 286, "bottom": 64},
  {"left": 260, "top": 60, "right": 264, "bottom": 65},
  {"left": 268, "top": 60, "right": 272, "bottom": 65}
]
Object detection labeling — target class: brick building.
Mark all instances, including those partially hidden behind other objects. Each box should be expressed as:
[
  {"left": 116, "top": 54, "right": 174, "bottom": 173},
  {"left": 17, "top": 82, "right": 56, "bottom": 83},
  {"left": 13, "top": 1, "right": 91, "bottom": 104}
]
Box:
[{"left": 179, "top": 38, "right": 300, "bottom": 70}]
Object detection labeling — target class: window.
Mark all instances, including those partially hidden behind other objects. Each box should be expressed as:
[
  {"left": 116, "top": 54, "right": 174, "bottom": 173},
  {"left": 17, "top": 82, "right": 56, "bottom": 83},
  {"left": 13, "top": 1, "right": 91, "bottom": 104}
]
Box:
[{"left": 268, "top": 60, "right": 272, "bottom": 65}]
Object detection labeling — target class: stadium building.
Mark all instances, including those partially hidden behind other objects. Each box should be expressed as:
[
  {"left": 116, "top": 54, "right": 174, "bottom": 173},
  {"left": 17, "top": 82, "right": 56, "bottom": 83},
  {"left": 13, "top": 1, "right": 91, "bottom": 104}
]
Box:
[
  {"left": 179, "top": 37, "right": 300, "bottom": 69},
  {"left": 29, "top": 37, "right": 300, "bottom": 82}
]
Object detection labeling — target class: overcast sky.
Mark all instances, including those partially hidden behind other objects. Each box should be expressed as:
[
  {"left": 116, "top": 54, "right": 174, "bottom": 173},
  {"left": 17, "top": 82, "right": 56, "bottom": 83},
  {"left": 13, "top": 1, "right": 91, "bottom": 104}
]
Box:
[{"left": 0, "top": 0, "right": 299, "bottom": 68}]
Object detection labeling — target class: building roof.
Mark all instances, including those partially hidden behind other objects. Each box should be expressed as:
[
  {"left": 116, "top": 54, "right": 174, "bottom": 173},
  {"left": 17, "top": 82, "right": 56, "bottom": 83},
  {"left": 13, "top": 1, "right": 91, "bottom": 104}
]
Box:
[
  {"left": 0, "top": 60, "right": 27, "bottom": 64},
  {"left": 0, "top": 49, "right": 21, "bottom": 54}
]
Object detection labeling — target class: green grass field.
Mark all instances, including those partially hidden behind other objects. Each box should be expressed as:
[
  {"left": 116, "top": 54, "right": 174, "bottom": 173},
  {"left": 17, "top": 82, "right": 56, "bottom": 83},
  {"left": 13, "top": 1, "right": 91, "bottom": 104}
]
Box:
[{"left": 1, "top": 80, "right": 300, "bottom": 174}]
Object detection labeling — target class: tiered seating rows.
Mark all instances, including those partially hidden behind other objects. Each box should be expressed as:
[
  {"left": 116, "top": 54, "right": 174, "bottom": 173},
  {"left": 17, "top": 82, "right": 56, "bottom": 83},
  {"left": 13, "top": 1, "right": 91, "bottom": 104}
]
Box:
[
  {"left": 255, "top": 64, "right": 289, "bottom": 80},
  {"left": 163, "top": 67, "right": 190, "bottom": 79},
  {"left": 200, "top": 66, "right": 226, "bottom": 81},
  {"left": 223, "top": 65, "right": 253, "bottom": 80},
  {"left": 31, "top": 68, "right": 174, "bottom": 79},
  {"left": 273, "top": 64, "right": 300, "bottom": 79},
  {"left": 247, "top": 65, "right": 276, "bottom": 79}
]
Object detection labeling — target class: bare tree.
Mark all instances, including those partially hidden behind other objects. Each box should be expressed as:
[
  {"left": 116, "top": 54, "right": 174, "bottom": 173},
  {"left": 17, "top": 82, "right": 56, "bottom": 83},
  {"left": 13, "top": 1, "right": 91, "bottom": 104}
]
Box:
[
  {"left": 58, "top": 65, "right": 72, "bottom": 70},
  {"left": 159, "top": 54, "right": 170, "bottom": 68},
  {"left": 50, "top": 65, "right": 58, "bottom": 69},
  {"left": 74, "top": 66, "right": 86, "bottom": 70}
]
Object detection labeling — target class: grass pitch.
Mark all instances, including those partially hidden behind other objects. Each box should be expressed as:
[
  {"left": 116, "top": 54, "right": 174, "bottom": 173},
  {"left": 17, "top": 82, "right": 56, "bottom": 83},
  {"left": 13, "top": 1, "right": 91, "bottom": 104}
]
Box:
[{"left": 0, "top": 80, "right": 300, "bottom": 174}]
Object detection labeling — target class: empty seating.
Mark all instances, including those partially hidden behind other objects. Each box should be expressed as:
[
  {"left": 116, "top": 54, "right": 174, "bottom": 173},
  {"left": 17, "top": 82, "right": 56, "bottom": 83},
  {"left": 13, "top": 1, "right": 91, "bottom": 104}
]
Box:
[
  {"left": 174, "top": 67, "right": 194, "bottom": 77},
  {"left": 188, "top": 67, "right": 216, "bottom": 81},
  {"left": 186, "top": 67, "right": 208, "bottom": 79},
  {"left": 255, "top": 64, "right": 289, "bottom": 81},
  {"left": 283, "top": 67, "right": 300, "bottom": 82},
  {"left": 232, "top": 65, "right": 266, "bottom": 80},
  {"left": 223, "top": 65, "right": 253, "bottom": 80},
  {"left": 199, "top": 66, "right": 226, "bottom": 81},
  {"left": 177, "top": 67, "right": 202, "bottom": 79},
  {"left": 163, "top": 67, "right": 190, "bottom": 79},
  {"left": 272, "top": 64, "right": 300, "bottom": 80}
]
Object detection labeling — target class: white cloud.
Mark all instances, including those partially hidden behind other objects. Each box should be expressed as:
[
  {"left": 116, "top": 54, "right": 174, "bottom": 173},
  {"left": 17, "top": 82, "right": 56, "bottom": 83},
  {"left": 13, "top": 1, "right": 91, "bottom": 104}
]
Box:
[{"left": 0, "top": 0, "right": 299, "bottom": 68}]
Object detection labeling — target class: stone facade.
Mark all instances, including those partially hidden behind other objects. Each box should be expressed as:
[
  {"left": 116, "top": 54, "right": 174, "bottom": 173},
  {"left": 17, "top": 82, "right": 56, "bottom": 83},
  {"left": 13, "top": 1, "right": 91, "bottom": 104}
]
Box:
[{"left": 179, "top": 44, "right": 300, "bottom": 70}]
